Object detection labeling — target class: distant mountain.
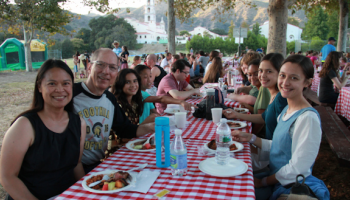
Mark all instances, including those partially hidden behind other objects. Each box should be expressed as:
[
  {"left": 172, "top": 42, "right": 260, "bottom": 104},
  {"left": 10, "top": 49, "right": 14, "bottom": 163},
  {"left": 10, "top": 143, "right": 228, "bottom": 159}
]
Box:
[{"left": 115, "top": 1, "right": 307, "bottom": 33}]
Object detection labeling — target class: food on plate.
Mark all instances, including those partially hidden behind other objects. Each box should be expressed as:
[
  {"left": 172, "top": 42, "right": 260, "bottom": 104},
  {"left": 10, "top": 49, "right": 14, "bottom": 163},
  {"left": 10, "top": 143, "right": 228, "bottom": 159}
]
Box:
[
  {"left": 227, "top": 121, "right": 241, "bottom": 127},
  {"left": 234, "top": 108, "right": 248, "bottom": 114},
  {"left": 86, "top": 171, "right": 131, "bottom": 190},
  {"left": 207, "top": 139, "right": 237, "bottom": 151},
  {"left": 133, "top": 140, "right": 156, "bottom": 150}
]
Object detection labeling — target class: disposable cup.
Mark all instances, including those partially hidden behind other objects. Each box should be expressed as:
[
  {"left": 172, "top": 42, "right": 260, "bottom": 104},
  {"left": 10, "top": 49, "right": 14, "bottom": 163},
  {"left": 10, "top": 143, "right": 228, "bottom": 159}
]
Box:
[
  {"left": 211, "top": 108, "right": 223, "bottom": 125},
  {"left": 174, "top": 112, "right": 187, "bottom": 129}
]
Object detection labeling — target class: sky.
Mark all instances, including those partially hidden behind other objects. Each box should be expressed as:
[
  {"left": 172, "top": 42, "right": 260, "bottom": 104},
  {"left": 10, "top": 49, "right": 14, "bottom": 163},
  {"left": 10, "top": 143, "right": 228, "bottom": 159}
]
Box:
[{"left": 60, "top": 1, "right": 146, "bottom": 15}]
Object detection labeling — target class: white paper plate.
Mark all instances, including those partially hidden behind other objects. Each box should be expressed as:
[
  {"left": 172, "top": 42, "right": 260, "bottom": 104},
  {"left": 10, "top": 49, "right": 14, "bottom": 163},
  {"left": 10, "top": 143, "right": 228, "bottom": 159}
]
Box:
[
  {"left": 226, "top": 120, "right": 247, "bottom": 129},
  {"left": 198, "top": 157, "right": 248, "bottom": 177},
  {"left": 82, "top": 170, "right": 136, "bottom": 194},
  {"left": 126, "top": 139, "right": 156, "bottom": 152},
  {"left": 234, "top": 108, "right": 249, "bottom": 114},
  {"left": 203, "top": 141, "right": 244, "bottom": 153}
]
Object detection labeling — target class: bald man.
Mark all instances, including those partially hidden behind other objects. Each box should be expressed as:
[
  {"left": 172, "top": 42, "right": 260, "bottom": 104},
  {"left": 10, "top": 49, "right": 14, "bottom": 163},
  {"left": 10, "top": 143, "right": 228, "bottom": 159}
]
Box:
[{"left": 147, "top": 54, "right": 167, "bottom": 88}]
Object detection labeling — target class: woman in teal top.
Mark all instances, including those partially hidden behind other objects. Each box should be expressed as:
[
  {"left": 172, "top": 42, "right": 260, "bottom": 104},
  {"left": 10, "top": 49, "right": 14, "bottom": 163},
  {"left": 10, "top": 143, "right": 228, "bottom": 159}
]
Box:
[{"left": 134, "top": 65, "right": 195, "bottom": 123}]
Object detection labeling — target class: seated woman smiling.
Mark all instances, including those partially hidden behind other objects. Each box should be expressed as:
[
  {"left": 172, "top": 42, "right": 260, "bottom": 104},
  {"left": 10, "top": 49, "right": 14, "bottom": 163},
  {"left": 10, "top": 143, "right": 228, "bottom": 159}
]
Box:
[
  {"left": 0, "top": 59, "right": 86, "bottom": 200},
  {"left": 227, "top": 59, "right": 261, "bottom": 106}
]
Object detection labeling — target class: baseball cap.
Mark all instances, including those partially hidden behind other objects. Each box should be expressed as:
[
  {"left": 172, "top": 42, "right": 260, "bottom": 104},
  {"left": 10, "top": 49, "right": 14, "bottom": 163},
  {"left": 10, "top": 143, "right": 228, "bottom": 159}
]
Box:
[{"left": 328, "top": 37, "right": 336, "bottom": 41}]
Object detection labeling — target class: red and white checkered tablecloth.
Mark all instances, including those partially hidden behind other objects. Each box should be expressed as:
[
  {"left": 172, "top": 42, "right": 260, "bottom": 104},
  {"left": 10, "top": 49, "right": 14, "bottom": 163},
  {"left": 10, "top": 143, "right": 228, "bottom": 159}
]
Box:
[
  {"left": 335, "top": 87, "right": 350, "bottom": 121},
  {"left": 187, "top": 98, "right": 241, "bottom": 109},
  {"left": 56, "top": 114, "right": 254, "bottom": 199},
  {"left": 56, "top": 138, "right": 254, "bottom": 199},
  {"left": 199, "top": 83, "right": 241, "bottom": 94},
  {"left": 311, "top": 73, "right": 320, "bottom": 93}
]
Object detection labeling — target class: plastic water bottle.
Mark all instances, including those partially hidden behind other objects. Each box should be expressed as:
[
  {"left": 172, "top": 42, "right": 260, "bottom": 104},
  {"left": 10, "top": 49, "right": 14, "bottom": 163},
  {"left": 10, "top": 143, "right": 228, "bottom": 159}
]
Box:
[
  {"left": 215, "top": 118, "right": 232, "bottom": 165},
  {"left": 170, "top": 129, "right": 187, "bottom": 176}
]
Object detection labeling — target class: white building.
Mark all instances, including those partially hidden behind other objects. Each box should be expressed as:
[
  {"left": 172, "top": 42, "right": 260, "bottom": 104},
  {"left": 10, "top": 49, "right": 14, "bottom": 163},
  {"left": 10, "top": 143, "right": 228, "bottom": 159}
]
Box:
[
  {"left": 189, "top": 26, "right": 228, "bottom": 40},
  {"left": 259, "top": 21, "right": 303, "bottom": 42},
  {"left": 123, "top": 0, "right": 167, "bottom": 44}
]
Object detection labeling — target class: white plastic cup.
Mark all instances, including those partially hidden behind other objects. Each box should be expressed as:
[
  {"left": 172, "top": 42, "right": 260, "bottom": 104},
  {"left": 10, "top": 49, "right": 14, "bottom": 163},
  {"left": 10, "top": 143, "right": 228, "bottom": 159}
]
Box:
[
  {"left": 211, "top": 108, "right": 223, "bottom": 124},
  {"left": 174, "top": 112, "right": 187, "bottom": 129}
]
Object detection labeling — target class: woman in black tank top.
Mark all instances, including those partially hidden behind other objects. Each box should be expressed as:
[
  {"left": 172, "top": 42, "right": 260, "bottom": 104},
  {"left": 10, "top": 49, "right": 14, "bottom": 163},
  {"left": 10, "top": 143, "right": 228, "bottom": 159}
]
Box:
[{"left": 0, "top": 59, "right": 86, "bottom": 200}]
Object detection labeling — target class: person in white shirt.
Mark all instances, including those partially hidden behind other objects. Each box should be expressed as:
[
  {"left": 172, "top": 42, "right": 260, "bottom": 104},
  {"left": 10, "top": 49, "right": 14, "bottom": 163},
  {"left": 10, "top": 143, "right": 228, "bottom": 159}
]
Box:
[
  {"left": 229, "top": 55, "right": 330, "bottom": 200},
  {"left": 160, "top": 52, "right": 172, "bottom": 73}
]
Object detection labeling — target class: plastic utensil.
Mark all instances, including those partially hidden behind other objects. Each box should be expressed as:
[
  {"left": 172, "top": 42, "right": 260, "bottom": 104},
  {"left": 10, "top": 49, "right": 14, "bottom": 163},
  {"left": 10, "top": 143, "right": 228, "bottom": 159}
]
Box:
[
  {"left": 143, "top": 133, "right": 155, "bottom": 147},
  {"left": 89, "top": 174, "right": 110, "bottom": 187},
  {"left": 127, "top": 163, "right": 148, "bottom": 172}
]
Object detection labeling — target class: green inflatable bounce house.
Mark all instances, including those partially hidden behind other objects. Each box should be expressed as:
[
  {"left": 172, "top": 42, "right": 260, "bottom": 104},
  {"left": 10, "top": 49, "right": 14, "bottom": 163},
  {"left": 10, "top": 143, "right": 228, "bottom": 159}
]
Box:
[{"left": 0, "top": 38, "right": 48, "bottom": 71}]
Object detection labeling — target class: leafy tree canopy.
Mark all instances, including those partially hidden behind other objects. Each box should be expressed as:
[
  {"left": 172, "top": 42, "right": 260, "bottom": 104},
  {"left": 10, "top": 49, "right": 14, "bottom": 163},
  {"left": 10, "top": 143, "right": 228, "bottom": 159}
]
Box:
[
  {"left": 228, "top": 20, "right": 235, "bottom": 38},
  {"left": 209, "top": 28, "right": 228, "bottom": 36},
  {"left": 301, "top": 6, "right": 329, "bottom": 40},
  {"left": 179, "top": 30, "right": 190, "bottom": 36},
  {"left": 288, "top": 17, "right": 300, "bottom": 26},
  {"left": 252, "top": 23, "right": 261, "bottom": 35},
  {"left": 241, "top": 21, "right": 249, "bottom": 28},
  {"left": 89, "top": 14, "right": 137, "bottom": 49}
]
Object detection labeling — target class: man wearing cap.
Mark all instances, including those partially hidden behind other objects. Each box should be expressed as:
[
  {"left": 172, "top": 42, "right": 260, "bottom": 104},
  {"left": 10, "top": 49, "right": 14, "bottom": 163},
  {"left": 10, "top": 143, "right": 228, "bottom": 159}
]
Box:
[
  {"left": 112, "top": 41, "right": 122, "bottom": 57},
  {"left": 321, "top": 37, "right": 336, "bottom": 65}
]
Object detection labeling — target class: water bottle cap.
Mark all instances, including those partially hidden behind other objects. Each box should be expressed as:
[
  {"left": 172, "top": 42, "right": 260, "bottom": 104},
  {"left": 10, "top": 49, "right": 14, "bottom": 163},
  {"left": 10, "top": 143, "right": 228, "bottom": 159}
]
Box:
[
  {"left": 155, "top": 117, "right": 169, "bottom": 125},
  {"left": 220, "top": 118, "right": 227, "bottom": 123},
  {"left": 175, "top": 129, "right": 182, "bottom": 135}
]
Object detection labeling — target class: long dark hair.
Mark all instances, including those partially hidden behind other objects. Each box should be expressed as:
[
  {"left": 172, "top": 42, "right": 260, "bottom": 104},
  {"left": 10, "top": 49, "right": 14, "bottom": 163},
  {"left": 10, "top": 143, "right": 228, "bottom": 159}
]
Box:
[
  {"left": 319, "top": 51, "right": 341, "bottom": 78},
  {"left": 111, "top": 69, "right": 143, "bottom": 116},
  {"left": 12, "top": 59, "right": 74, "bottom": 124},
  {"left": 203, "top": 57, "right": 223, "bottom": 83},
  {"left": 261, "top": 53, "right": 284, "bottom": 91}
]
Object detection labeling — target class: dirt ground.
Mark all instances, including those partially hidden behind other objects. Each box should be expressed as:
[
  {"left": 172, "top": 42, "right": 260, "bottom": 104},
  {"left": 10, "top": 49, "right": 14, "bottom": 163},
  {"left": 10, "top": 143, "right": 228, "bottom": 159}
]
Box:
[{"left": 0, "top": 71, "right": 349, "bottom": 199}]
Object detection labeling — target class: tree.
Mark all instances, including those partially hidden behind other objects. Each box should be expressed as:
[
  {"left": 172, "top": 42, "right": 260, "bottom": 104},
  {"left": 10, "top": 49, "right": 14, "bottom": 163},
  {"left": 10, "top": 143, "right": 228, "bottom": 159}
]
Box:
[
  {"left": 310, "top": 36, "right": 327, "bottom": 51},
  {"left": 294, "top": 0, "right": 349, "bottom": 52},
  {"left": 179, "top": 30, "right": 190, "bottom": 36},
  {"left": 288, "top": 17, "right": 300, "bottom": 26},
  {"left": 327, "top": 11, "right": 339, "bottom": 39},
  {"left": 75, "top": 28, "right": 92, "bottom": 44},
  {"left": 62, "top": 39, "right": 74, "bottom": 59},
  {"left": 0, "top": 1, "right": 73, "bottom": 71},
  {"left": 241, "top": 21, "right": 249, "bottom": 28},
  {"left": 203, "top": 31, "right": 212, "bottom": 38},
  {"left": 168, "top": 0, "right": 176, "bottom": 54},
  {"left": 301, "top": 6, "right": 329, "bottom": 40},
  {"left": 228, "top": 20, "right": 235, "bottom": 38},
  {"left": 210, "top": 28, "right": 228, "bottom": 36},
  {"left": 71, "top": 38, "right": 88, "bottom": 53},
  {"left": 252, "top": 23, "right": 261, "bottom": 35},
  {"left": 89, "top": 15, "right": 137, "bottom": 49}
]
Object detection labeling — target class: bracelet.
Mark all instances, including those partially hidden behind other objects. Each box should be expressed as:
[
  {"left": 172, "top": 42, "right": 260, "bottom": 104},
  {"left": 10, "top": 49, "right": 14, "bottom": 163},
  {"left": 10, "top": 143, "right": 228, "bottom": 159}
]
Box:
[
  {"left": 249, "top": 134, "right": 257, "bottom": 144},
  {"left": 262, "top": 177, "right": 268, "bottom": 187}
]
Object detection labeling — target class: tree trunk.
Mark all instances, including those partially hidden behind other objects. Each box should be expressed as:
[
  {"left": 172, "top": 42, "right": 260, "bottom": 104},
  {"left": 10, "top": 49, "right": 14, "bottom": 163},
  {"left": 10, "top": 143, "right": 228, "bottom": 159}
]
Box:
[
  {"left": 23, "top": 26, "right": 33, "bottom": 72},
  {"left": 267, "top": 0, "right": 295, "bottom": 56},
  {"left": 337, "top": 0, "right": 348, "bottom": 52},
  {"left": 167, "top": 0, "right": 176, "bottom": 54}
]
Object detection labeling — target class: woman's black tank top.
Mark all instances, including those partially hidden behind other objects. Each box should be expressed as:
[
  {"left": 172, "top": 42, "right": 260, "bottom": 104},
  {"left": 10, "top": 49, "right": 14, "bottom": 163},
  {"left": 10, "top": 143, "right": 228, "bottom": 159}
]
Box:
[
  {"left": 17, "top": 112, "right": 81, "bottom": 200},
  {"left": 154, "top": 65, "right": 167, "bottom": 88}
]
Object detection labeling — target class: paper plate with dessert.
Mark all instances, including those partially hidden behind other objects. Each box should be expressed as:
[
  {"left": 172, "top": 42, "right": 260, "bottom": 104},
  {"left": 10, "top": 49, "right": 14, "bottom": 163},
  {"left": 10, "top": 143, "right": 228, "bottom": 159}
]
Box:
[
  {"left": 226, "top": 120, "right": 247, "bottom": 129},
  {"left": 82, "top": 170, "right": 136, "bottom": 194},
  {"left": 204, "top": 139, "right": 244, "bottom": 153}
]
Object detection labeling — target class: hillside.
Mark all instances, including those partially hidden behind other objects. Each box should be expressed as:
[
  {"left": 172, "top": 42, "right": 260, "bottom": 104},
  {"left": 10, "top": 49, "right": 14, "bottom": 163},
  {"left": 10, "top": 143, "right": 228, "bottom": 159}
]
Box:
[{"left": 115, "top": 0, "right": 306, "bottom": 32}]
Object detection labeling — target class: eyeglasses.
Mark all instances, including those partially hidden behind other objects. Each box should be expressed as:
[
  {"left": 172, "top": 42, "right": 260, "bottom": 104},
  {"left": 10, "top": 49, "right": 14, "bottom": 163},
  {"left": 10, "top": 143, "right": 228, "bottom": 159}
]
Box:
[
  {"left": 181, "top": 71, "right": 190, "bottom": 76},
  {"left": 91, "top": 61, "right": 118, "bottom": 72}
]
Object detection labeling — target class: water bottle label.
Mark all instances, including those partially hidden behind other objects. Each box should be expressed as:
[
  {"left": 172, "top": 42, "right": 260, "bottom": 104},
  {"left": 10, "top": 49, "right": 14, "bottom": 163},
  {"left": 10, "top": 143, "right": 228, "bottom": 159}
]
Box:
[
  {"left": 170, "top": 153, "right": 187, "bottom": 169},
  {"left": 219, "top": 135, "right": 231, "bottom": 143}
]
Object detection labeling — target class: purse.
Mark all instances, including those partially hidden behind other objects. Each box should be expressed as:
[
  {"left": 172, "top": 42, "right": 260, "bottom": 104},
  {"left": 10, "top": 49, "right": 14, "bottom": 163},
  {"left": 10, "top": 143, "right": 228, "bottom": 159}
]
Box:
[{"left": 277, "top": 174, "right": 319, "bottom": 200}]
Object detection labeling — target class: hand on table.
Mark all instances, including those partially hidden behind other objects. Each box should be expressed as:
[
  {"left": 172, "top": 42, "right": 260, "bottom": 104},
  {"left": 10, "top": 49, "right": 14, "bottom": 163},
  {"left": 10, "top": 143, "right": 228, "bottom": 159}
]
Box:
[
  {"left": 239, "top": 102, "right": 249, "bottom": 108},
  {"left": 234, "top": 86, "right": 252, "bottom": 94},
  {"left": 223, "top": 108, "right": 238, "bottom": 119},
  {"left": 231, "top": 130, "right": 252, "bottom": 143},
  {"left": 180, "top": 100, "right": 197, "bottom": 111},
  {"left": 193, "top": 88, "right": 201, "bottom": 96}
]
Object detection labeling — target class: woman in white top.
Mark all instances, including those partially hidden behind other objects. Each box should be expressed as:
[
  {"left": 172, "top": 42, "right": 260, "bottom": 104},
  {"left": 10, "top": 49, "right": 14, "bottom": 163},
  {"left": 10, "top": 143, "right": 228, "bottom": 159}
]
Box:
[{"left": 231, "top": 55, "right": 330, "bottom": 200}]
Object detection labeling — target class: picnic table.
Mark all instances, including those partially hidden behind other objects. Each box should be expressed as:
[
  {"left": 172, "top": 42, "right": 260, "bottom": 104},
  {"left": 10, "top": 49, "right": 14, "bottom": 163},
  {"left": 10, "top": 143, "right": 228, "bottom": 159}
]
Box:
[
  {"left": 55, "top": 100, "right": 255, "bottom": 199},
  {"left": 335, "top": 87, "right": 350, "bottom": 121}
]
